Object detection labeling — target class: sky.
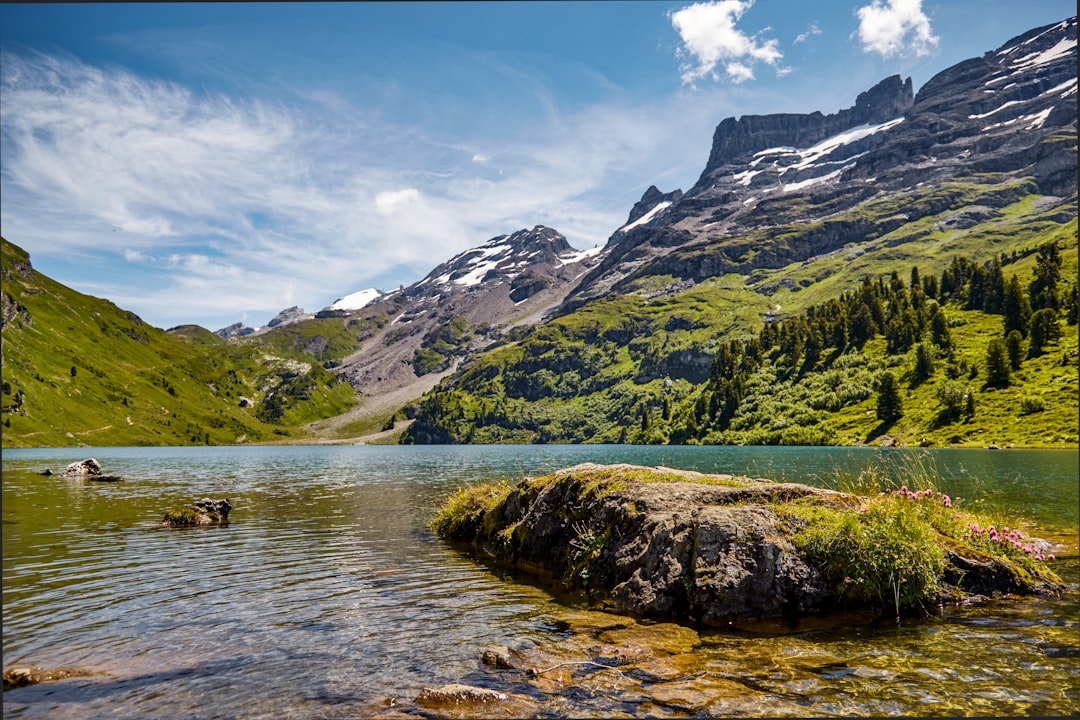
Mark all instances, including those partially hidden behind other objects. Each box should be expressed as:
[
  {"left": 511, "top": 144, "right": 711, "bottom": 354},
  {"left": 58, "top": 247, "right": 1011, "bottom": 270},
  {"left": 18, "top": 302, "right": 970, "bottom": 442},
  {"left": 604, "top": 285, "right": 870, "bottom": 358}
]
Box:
[{"left": 1, "top": 1, "right": 1074, "bottom": 332}]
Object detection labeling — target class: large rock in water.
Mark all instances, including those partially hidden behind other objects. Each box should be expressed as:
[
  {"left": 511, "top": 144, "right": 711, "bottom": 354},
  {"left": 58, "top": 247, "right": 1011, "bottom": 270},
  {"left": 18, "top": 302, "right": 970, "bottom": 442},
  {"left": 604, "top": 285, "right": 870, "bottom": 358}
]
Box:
[
  {"left": 61, "top": 458, "right": 102, "bottom": 477},
  {"left": 434, "top": 464, "right": 1063, "bottom": 624}
]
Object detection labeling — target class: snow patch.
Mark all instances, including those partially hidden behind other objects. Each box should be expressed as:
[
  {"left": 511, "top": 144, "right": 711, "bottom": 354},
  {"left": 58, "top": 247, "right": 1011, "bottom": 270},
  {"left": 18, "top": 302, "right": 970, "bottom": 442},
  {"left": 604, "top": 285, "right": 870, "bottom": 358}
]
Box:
[
  {"left": 1010, "top": 37, "right": 1077, "bottom": 70},
  {"left": 1024, "top": 107, "right": 1054, "bottom": 129},
  {"left": 328, "top": 288, "right": 381, "bottom": 311},
  {"left": 787, "top": 118, "right": 904, "bottom": 172},
  {"left": 733, "top": 169, "right": 763, "bottom": 186},
  {"left": 558, "top": 245, "right": 605, "bottom": 266},
  {"left": 747, "top": 118, "right": 903, "bottom": 192},
  {"left": 981, "top": 107, "right": 1055, "bottom": 132},
  {"left": 618, "top": 201, "right": 672, "bottom": 233},
  {"left": 783, "top": 168, "right": 842, "bottom": 193},
  {"left": 969, "top": 100, "right": 1025, "bottom": 119}
]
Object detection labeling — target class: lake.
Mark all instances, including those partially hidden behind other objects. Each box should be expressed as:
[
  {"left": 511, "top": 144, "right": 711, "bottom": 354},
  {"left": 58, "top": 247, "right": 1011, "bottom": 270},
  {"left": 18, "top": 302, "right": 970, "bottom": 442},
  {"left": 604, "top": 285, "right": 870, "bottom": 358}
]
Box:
[{"left": 2, "top": 445, "right": 1078, "bottom": 718}]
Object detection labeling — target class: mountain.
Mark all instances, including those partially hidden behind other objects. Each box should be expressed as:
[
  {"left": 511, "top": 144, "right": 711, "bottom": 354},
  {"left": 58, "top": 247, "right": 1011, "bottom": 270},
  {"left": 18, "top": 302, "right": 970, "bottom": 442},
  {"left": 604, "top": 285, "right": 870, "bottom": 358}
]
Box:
[
  {"left": 214, "top": 306, "right": 313, "bottom": 339},
  {"left": 288, "top": 225, "right": 602, "bottom": 438},
  {"left": 1, "top": 238, "right": 356, "bottom": 447},
  {"left": 402, "top": 17, "right": 1078, "bottom": 447},
  {"left": 567, "top": 18, "right": 1076, "bottom": 308}
]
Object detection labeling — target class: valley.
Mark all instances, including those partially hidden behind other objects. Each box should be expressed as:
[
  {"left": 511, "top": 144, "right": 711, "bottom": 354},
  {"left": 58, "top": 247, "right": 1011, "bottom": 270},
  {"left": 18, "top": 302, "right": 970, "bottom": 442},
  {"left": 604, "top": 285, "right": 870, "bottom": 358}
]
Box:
[{"left": 2, "top": 16, "right": 1076, "bottom": 449}]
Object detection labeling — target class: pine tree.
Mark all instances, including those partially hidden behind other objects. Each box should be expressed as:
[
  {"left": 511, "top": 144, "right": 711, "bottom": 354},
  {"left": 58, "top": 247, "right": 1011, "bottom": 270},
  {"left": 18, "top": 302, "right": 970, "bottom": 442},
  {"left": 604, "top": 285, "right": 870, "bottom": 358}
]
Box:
[
  {"left": 876, "top": 371, "right": 903, "bottom": 422},
  {"left": 929, "top": 304, "right": 953, "bottom": 352},
  {"left": 913, "top": 342, "right": 935, "bottom": 383},
  {"left": 1005, "top": 329, "right": 1024, "bottom": 370},
  {"left": 1028, "top": 308, "right": 1061, "bottom": 357},
  {"left": 1029, "top": 240, "right": 1062, "bottom": 310},
  {"left": 1002, "top": 275, "right": 1032, "bottom": 337},
  {"left": 985, "top": 338, "right": 1012, "bottom": 388}
]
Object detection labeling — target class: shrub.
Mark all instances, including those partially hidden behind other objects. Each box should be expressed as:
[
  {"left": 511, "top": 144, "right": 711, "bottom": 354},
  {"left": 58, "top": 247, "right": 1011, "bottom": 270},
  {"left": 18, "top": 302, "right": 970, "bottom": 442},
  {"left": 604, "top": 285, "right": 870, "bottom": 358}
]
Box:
[
  {"left": 783, "top": 495, "right": 945, "bottom": 614},
  {"left": 1020, "top": 396, "right": 1045, "bottom": 415}
]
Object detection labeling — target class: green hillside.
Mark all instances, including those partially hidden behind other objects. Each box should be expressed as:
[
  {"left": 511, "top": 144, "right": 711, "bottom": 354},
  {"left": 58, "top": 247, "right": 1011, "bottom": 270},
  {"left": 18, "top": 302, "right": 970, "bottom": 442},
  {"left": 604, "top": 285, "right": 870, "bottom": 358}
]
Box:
[
  {"left": 403, "top": 197, "right": 1079, "bottom": 447},
  {"left": 1, "top": 238, "right": 357, "bottom": 447}
]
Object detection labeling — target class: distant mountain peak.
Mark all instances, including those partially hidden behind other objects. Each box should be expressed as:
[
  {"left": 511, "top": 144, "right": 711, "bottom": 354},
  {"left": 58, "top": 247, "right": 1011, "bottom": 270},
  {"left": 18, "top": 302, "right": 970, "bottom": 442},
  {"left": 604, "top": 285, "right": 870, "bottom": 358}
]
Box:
[{"left": 418, "top": 225, "right": 586, "bottom": 291}]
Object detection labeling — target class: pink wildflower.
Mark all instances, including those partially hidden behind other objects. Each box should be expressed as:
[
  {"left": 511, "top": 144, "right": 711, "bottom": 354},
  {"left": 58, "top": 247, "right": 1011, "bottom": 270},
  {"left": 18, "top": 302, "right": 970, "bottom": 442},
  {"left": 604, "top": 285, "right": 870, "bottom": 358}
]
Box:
[{"left": 943, "top": 495, "right": 952, "bottom": 508}]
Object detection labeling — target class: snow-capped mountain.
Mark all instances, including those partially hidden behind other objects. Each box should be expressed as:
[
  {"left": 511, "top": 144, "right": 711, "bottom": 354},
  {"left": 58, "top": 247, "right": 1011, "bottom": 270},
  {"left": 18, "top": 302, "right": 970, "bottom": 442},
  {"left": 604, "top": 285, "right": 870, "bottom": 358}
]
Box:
[
  {"left": 566, "top": 16, "right": 1076, "bottom": 306},
  {"left": 321, "top": 225, "right": 603, "bottom": 404},
  {"left": 416, "top": 225, "right": 602, "bottom": 300}
]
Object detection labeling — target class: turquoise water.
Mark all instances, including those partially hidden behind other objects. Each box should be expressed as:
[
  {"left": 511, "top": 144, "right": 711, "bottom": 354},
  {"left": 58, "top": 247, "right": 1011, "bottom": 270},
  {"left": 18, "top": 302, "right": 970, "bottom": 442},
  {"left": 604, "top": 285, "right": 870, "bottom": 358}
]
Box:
[{"left": 2, "top": 445, "right": 1077, "bottom": 717}]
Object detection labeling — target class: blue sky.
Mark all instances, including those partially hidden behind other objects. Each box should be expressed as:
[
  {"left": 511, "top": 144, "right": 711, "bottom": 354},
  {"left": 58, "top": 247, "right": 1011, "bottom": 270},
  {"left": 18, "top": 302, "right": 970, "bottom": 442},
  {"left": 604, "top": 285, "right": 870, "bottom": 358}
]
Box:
[{"left": 1, "top": 1, "right": 1074, "bottom": 331}]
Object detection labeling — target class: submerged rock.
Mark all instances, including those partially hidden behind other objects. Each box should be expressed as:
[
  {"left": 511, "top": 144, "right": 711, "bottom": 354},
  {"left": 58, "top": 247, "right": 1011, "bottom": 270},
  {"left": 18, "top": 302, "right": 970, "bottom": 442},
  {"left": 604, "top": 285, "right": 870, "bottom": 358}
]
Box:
[
  {"left": 413, "top": 683, "right": 537, "bottom": 718},
  {"left": 163, "top": 498, "right": 232, "bottom": 527},
  {"left": 433, "top": 463, "right": 1063, "bottom": 624},
  {"left": 3, "top": 666, "right": 94, "bottom": 691}
]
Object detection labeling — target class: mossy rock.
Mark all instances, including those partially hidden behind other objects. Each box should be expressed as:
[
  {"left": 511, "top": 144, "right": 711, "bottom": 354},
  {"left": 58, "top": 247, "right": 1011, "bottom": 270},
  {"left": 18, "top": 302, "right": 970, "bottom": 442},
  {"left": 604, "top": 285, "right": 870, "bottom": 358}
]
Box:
[{"left": 432, "top": 464, "right": 1065, "bottom": 624}]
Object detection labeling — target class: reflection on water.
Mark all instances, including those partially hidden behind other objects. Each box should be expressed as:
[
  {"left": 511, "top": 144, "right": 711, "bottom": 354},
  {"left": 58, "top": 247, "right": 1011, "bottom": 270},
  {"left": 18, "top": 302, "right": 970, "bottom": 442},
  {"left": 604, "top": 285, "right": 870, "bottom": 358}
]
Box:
[{"left": 2, "top": 445, "right": 1077, "bottom": 718}]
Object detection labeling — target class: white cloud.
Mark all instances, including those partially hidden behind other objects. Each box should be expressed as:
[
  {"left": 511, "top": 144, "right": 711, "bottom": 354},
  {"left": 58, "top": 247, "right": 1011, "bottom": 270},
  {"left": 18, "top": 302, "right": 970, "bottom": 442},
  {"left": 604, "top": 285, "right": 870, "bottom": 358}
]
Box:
[
  {"left": 670, "top": 0, "right": 782, "bottom": 85},
  {"left": 794, "top": 22, "right": 821, "bottom": 45},
  {"left": 374, "top": 188, "right": 422, "bottom": 214},
  {"left": 855, "top": 0, "right": 939, "bottom": 57},
  {"left": 472, "top": 153, "right": 490, "bottom": 165},
  {"left": 0, "top": 49, "right": 740, "bottom": 329}
]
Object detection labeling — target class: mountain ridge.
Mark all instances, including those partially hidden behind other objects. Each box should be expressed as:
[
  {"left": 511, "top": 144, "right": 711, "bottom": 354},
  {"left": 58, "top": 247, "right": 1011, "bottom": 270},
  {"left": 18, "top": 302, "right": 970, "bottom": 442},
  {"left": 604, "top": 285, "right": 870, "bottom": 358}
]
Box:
[{"left": 402, "top": 16, "right": 1078, "bottom": 447}]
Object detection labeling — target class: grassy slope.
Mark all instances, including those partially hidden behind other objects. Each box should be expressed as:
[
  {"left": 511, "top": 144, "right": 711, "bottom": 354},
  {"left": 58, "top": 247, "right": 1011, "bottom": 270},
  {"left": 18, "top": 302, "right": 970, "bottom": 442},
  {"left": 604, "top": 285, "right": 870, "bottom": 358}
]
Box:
[
  {"left": 1, "top": 238, "right": 356, "bottom": 447},
  {"left": 404, "top": 182, "right": 1078, "bottom": 447}
]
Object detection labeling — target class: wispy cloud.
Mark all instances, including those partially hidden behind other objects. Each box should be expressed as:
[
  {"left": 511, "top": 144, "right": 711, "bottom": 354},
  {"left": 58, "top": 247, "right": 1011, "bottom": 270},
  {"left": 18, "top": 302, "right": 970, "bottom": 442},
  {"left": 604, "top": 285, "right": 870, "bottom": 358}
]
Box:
[
  {"left": 794, "top": 22, "right": 822, "bottom": 45},
  {"left": 855, "top": 0, "right": 938, "bottom": 58},
  {"left": 0, "top": 49, "right": 728, "bottom": 328},
  {"left": 670, "top": 0, "right": 784, "bottom": 85}
]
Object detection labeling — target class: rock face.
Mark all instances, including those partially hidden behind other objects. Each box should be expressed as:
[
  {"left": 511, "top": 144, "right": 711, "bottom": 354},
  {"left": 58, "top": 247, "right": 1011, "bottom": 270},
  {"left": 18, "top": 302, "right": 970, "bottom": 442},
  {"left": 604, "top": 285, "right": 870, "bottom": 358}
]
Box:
[
  {"left": 214, "top": 321, "right": 256, "bottom": 339},
  {"left": 699, "top": 75, "right": 914, "bottom": 181},
  {"left": 265, "top": 306, "right": 312, "bottom": 329},
  {"left": 437, "top": 464, "right": 1063, "bottom": 625}
]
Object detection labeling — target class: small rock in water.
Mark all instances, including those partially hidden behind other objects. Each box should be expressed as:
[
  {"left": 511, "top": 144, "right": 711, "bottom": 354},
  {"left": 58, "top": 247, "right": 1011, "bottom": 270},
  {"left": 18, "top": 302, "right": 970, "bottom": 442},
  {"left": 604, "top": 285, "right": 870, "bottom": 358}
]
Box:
[
  {"left": 163, "top": 498, "right": 232, "bottom": 527},
  {"left": 480, "top": 646, "right": 519, "bottom": 670}
]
